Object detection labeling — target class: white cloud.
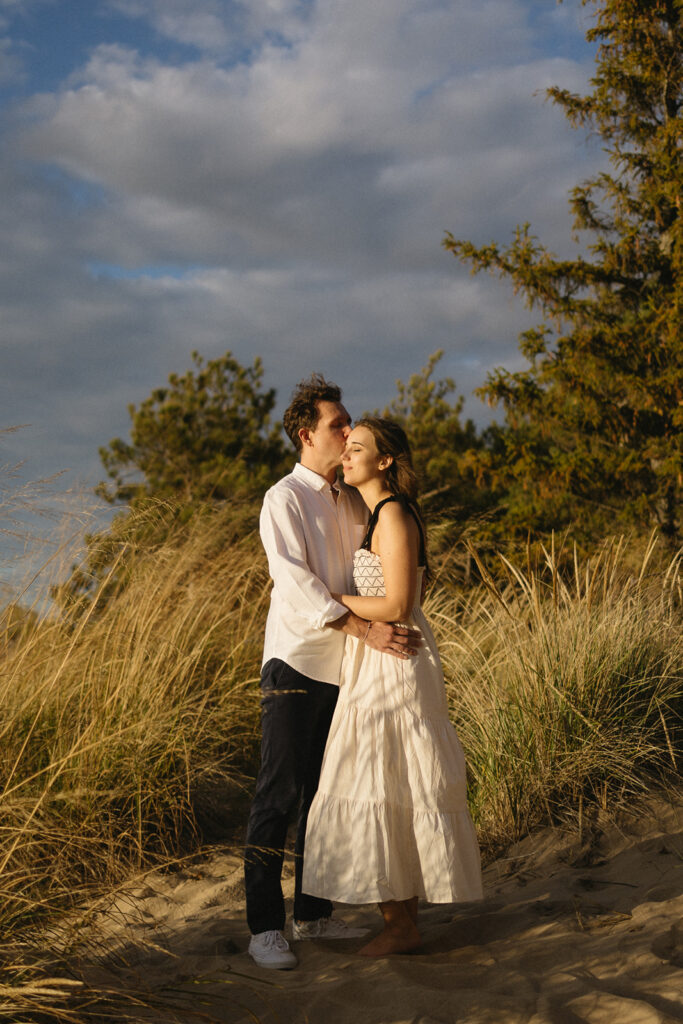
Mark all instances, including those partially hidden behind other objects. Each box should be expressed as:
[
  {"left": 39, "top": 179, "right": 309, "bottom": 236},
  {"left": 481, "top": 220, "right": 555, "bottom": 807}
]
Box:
[
  {"left": 18, "top": 28, "right": 595, "bottom": 268},
  {"left": 106, "top": 0, "right": 309, "bottom": 55},
  {"left": 1, "top": 0, "right": 600, "bottom": 492}
]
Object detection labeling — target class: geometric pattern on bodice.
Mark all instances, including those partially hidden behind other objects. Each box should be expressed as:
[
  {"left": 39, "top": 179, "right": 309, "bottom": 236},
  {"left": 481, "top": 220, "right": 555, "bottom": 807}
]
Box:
[{"left": 353, "top": 549, "right": 386, "bottom": 597}]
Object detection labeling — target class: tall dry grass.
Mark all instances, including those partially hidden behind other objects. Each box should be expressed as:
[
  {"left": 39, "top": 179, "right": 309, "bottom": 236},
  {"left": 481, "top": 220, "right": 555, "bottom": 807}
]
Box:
[
  {"left": 2, "top": 516, "right": 681, "bottom": 915},
  {"left": 0, "top": 504, "right": 269, "bottom": 941},
  {"left": 0, "top": 497, "right": 681, "bottom": 1016},
  {"left": 429, "top": 534, "right": 683, "bottom": 853}
]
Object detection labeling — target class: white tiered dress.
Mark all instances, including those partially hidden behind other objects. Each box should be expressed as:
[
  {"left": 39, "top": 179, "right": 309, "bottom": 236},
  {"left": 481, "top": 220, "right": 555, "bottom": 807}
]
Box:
[{"left": 302, "top": 548, "right": 483, "bottom": 905}]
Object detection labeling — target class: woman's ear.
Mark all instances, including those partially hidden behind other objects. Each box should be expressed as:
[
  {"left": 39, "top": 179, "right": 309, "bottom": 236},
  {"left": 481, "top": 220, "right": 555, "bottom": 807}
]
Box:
[{"left": 378, "top": 454, "right": 393, "bottom": 471}]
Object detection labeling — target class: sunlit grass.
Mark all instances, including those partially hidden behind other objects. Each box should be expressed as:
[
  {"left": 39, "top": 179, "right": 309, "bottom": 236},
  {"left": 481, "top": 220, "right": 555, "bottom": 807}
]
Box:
[
  {"left": 0, "top": 502, "right": 269, "bottom": 1017},
  {"left": 429, "top": 534, "right": 682, "bottom": 853},
  {"left": 0, "top": 495, "right": 681, "bottom": 1017}
]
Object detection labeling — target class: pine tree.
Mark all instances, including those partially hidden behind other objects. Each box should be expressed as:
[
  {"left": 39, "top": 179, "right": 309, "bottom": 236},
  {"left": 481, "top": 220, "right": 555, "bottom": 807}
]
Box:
[
  {"left": 97, "top": 351, "right": 288, "bottom": 505},
  {"left": 444, "top": 0, "right": 683, "bottom": 542},
  {"left": 377, "top": 351, "right": 486, "bottom": 518},
  {"left": 56, "top": 351, "right": 287, "bottom": 613}
]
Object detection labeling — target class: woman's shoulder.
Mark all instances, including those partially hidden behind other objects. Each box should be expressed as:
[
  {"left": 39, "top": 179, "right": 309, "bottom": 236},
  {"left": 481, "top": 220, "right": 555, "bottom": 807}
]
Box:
[{"left": 376, "top": 496, "right": 419, "bottom": 533}]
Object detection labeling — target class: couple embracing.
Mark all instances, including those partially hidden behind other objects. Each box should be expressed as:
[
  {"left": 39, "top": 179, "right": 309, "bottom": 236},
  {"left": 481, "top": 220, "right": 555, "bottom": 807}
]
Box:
[{"left": 244, "top": 375, "right": 482, "bottom": 968}]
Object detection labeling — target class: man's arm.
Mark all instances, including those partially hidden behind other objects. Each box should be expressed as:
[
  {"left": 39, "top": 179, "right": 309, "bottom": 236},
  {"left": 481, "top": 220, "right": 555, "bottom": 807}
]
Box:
[
  {"left": 260, "top": 487, "right": 348, "bottom": 629},
  {"left": 261, "top": 483, "right": 420, "bottom": 657},
  {"left": 328, "top": 609, "right": 421, "bottom": 660}
]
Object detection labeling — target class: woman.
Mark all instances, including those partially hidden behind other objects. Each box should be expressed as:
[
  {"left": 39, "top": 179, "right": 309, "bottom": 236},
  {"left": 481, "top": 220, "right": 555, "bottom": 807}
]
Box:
[{"left": 302, "top": 417, "right": 482, "bottom": 957}]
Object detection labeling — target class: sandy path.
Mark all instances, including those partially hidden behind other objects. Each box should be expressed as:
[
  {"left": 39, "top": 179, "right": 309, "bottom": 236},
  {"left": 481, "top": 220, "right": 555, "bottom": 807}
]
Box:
[{"left": 75, "top": 794, "right": 683, "bottom": 1023}]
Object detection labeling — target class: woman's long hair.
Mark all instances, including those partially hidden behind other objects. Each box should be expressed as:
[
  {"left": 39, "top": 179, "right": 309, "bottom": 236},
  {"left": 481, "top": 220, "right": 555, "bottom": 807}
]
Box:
[
  {"left": 355, "top": 416, "right": 429, "bottom": 573},
  {"left": 355, "top": 417, "right": 418, "bottom": 501}
]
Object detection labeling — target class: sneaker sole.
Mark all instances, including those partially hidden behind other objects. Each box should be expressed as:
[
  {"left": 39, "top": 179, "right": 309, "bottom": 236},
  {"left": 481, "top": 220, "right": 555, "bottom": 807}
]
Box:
[{"left": 249, "top": 955, "right": 297, "bottom": 970}]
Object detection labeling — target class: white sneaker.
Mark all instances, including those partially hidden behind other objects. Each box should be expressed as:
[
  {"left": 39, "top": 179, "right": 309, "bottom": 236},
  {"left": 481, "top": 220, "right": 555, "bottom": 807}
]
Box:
[
  {"left": 292, "top": 917, "right": 370, "bottom": 940},
  {"left": 248, "top": 930, "right": 298, "bottom": 969}
]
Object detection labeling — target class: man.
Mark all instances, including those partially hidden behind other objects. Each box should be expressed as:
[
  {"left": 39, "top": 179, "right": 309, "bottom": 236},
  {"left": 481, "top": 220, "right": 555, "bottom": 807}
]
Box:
[{"left": 244, "top": 374, "right": 420, "bottom": 969}]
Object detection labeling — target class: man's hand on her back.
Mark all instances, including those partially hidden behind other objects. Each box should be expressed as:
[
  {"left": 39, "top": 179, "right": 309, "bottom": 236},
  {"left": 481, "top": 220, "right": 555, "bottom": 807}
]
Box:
[{"left": 364, "top": 621, "right": 421, "bottom": 659}]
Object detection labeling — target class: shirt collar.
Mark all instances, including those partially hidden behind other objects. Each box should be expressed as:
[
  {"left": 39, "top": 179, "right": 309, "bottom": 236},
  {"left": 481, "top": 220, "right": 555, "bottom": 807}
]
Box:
[{"left": 293, "top": 461, "right": 338, "bottom": 492}]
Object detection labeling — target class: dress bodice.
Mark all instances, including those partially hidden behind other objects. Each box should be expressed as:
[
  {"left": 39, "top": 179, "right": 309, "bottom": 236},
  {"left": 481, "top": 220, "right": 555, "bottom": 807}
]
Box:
[{"left": 353, "top": 549, "right": 423, "bottom": 609}]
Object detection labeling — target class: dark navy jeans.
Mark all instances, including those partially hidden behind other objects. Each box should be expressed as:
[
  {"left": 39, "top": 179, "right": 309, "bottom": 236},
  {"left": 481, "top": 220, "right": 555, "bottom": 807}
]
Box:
[{"left": 244, "top": 658, "right": 338, "bottom": 934}]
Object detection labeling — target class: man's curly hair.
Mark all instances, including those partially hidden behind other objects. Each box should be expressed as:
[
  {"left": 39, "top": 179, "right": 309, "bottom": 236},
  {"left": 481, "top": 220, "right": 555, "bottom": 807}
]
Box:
[{"left": 283, "top": 374, "right": 343, "bottom": 451}]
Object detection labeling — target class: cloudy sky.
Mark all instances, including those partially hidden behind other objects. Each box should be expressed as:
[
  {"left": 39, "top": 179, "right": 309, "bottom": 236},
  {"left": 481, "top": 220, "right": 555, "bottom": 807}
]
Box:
[{"left": 0, "top": 0, "right": 603, "bottom": 502}]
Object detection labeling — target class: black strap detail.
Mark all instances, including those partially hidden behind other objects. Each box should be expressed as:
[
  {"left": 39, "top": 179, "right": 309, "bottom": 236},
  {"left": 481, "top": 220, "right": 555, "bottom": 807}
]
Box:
[{"left": 360, "top": 495, "right": 426, "bottom": 565}]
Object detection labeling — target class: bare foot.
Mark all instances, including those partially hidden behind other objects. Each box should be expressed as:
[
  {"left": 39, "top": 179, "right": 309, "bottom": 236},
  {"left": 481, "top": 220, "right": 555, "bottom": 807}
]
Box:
[
  {"left": 404, "top": 897, "right": 418, "bottom": 925},
  {"left": 358, "top": 922, "right": 421, "bottom": 957}
]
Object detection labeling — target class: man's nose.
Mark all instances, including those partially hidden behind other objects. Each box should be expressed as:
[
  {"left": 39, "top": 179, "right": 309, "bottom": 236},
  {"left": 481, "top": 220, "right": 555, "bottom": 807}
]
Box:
[{"left": 342, "top": 424, "right": 351, "bottom": 438}]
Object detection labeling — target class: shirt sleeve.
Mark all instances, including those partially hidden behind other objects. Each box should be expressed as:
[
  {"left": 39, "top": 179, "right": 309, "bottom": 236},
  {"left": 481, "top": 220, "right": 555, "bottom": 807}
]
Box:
[{"left": 260, "top": 486, "right": 349, "bottom": 630}]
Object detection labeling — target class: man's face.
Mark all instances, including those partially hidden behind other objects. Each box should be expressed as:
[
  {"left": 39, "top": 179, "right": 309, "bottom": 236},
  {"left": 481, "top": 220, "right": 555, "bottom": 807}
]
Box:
[{"left": 305, "top": 400, "right": 352, "bottom": 467}]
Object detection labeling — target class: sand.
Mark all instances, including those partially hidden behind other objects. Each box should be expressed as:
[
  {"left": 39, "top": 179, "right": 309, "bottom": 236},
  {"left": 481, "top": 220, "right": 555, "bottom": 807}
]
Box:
[{"left": 72, "top": 793, "right": 683, "bottom": 1023}]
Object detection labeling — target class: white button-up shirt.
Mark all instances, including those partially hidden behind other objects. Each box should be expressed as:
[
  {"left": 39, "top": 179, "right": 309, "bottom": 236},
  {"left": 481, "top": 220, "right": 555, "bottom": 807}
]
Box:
[{"left": 260, "top": 462, "right": 368, "bottom": 684}]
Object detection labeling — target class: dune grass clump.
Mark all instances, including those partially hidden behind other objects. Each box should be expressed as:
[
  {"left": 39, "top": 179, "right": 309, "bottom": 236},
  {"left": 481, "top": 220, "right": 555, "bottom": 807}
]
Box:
[
  {"left": 0, "top": 503, "right": 269, "bottom": 942},
  {"left": 1, "top": 493, "right": 682, "bottom": 1018},
  {"left": 429, "top": 535, "right": 683, "bottom": 853}
]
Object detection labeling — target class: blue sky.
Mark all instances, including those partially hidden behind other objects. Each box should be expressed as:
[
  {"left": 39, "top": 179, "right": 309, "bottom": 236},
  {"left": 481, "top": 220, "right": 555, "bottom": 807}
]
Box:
[
  {"left": 2, "top": 1, "right": 591, "bottom": 99},
  {"left": 0, "top": 0, "right": 603, "bottom": 574},
  {"left": 2, "top": 1, "right": 205, "bottom": 97}
]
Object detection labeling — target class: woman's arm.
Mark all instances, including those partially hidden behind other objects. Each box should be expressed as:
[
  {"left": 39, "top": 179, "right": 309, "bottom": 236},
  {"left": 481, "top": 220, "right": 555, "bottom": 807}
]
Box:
[{"left": 336, "top": 501, "right": 419, "bottom": 622}]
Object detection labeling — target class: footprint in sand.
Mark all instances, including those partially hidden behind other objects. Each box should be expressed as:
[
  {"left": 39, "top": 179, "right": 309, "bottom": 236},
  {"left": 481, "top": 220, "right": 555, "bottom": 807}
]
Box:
[{"left": 651, "top": 918, "right": 683, "bottom": 967}]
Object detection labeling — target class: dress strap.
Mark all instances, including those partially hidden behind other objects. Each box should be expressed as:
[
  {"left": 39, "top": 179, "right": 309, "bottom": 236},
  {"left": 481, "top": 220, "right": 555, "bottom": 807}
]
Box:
[{"left": 360, "top": 495, "right": 426, "bottom": 565}]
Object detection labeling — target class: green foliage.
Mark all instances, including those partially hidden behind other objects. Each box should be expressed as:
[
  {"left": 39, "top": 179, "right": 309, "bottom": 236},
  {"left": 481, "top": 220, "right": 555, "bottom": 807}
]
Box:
[
  {"left": 444, "top": 0, "right": 683, "bottom": 543},
  {"left": 97, "top": 350, "right": 288, "bottom": 505},
  {"left": 376, "top": 351, "right": 495, "bottom": 529},
  {"left": 57, "top": 351, "right": 286, "bottom": 612}
]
